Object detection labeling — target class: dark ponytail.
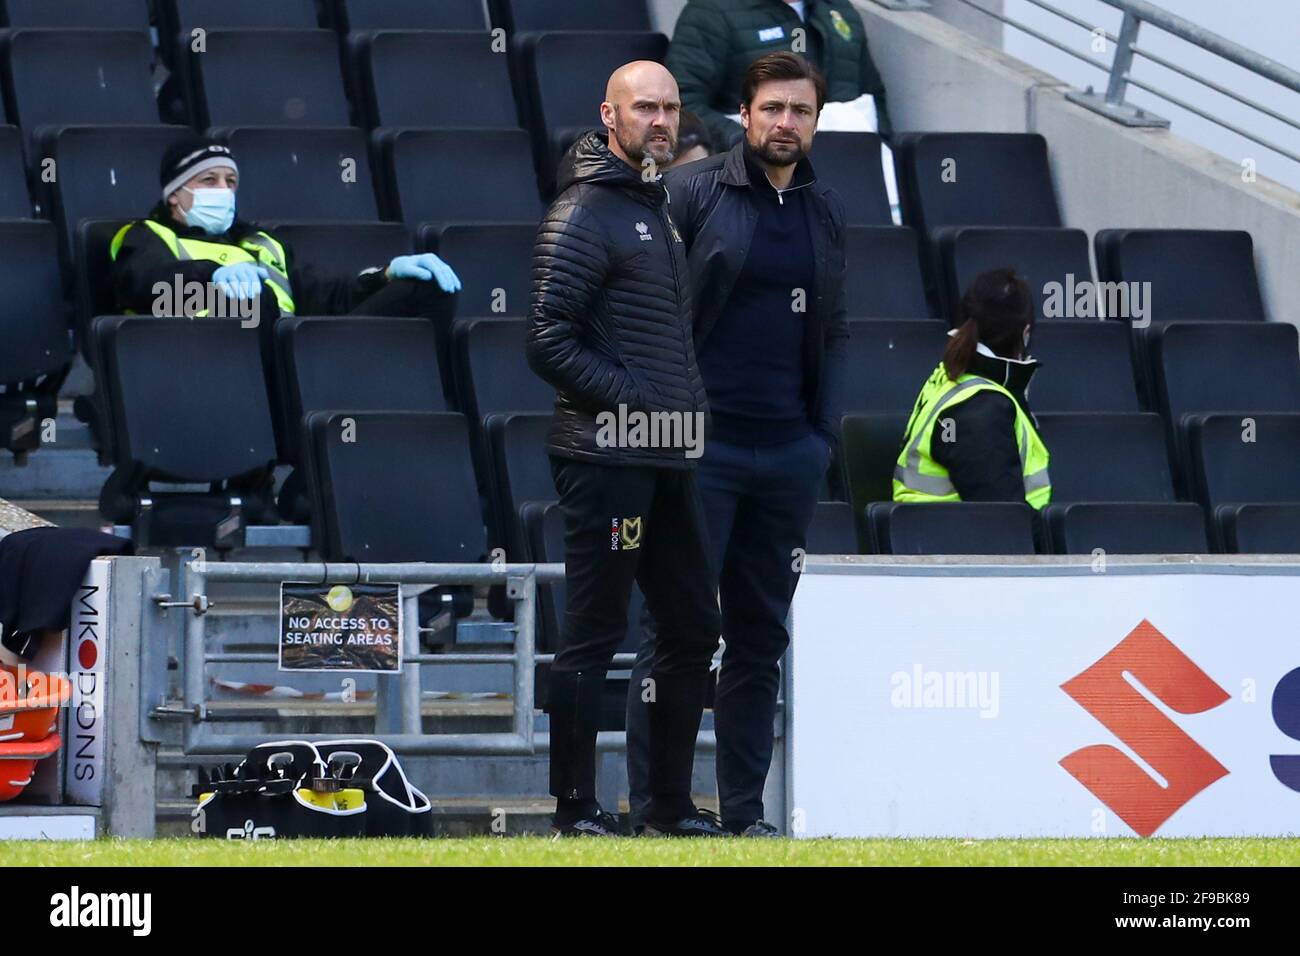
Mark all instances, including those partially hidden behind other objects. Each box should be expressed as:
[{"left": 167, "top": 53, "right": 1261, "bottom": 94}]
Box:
[{"left": 943, "top": 267, "right": 1034, "bottom": 379}]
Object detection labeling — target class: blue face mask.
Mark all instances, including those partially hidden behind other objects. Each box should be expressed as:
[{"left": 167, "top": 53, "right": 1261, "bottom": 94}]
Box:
[{"left": 182, "top": 187, "right": 236, "bottom": 235}]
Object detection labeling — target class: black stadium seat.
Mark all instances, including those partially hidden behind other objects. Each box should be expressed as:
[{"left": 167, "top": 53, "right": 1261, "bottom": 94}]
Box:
[
  {"left": 335, "top": 0, "right": 487, "bottom": 31},
  {"left": 1153, "top": 322, "right": 1300, "bottom": 488},
  {"left": 163, "top": 0, "right": 318, "bottom": 35},
  {"left": 3, "top": 0, "right": 150, "bottom": 30},
  {"left": 1034, "top": 413, "right": 1175, "bottom": 504},
  {"left": 486, "top": 411, "right": 551, "bottom": 557},
  {"left": 938, "top": 226, "right": 1093, "bottom": 322},
  {"left": 1025, "top": 321, "right": 1141, "bottom": 413},
  {"left": 896, "top": 132, "right": 1061, "bottom": 235},
  {"left": 841, "top": 319, "right": 948, "bottom": 412},
  {"left": 0, "top": 220, "right": 72, "bottom": 461},
  {"left": 212, "top": 127, "right": 381, "bottom": 222},
  {"left": 1047, "top": 502, "right": 1208, "bottom": 555},
  {"left": 521, "top": 30, "right": 668, "bottom": 188},
  {"left": 808, "top": 132, "right": 893, "bottom": 226},
  {"left": 1189, "top": 413, "right": 1300, "bottom": 550},
  {"left": 426, "top": 222, "right": 534, "bottom": 318},
  {"left": 275, "top": 316, "right": 447, "bottom": 520},
  {"left": 3, "top": 30, "right": 161, "bottom": 154},
  {"left": 1094, "top": 228, "right": 1266, "bottom": 323},
  {"left": 843, "top": 226, "right": 931, "bottom": 319},
  {"left": 838, "top": 411, "right": 908, "bottom": 549},
  {"left": 356, "top": 31, "right": 518, "bottom": 130},
  {"left": 306, "top": 410, "right": 486, "bottom": 563},
  {"left": 869, "top": 501, "right": 1037, "bottom": 555},
  {"left": 49, "top": 125, "right": 190, "bottom": 268},
  {"left": 383, "top": 128, "right": 541, "bottom": 230},
  {"left": 491, "top": 0, "right": 651, "bottom": 32},
  {"left": 181, "top": 30, "right": 351, "bottom": 128},
  {"left": 452, "top": 317, "right": 554, "bottom": 426},
  {"left": 96, "top": 316, "right": 279, "bottom": 547},
  {"left": 1220, "top": 503, "right": 1300, "bottom": 554}
]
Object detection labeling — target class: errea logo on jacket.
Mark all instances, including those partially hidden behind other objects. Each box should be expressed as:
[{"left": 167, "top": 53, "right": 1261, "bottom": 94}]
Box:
[{"left": 635, "top": 221, "right": 652, "bottom": 241}]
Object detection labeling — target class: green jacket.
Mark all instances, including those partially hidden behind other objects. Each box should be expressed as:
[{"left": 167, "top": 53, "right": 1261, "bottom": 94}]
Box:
[{"left": 667, "top": 0, "right": 892, "bottom": 151}]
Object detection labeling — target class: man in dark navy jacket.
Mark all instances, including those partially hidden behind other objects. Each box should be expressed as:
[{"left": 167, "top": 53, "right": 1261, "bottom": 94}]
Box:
[{"left": 627, "top": 52, "right": 848, "bottom": 836}]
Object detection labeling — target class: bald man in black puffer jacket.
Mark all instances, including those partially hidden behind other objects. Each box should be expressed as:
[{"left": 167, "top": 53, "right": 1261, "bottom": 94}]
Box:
[{"left": 527, "top": 62, "right": 725, "bottom": 839}]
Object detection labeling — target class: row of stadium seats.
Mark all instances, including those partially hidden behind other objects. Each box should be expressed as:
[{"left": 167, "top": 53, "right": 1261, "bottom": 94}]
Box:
[
  {"left": 81, "top": 307, "right": 1300, "bottom": 555},
  {"left": 0, "top": 0, "right": 647, "bottom": 36}
]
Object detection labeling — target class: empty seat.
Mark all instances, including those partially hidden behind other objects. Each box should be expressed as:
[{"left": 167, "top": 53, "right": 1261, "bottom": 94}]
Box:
[
  {"left": 843, "top": 226, "right": 930, "bottom": 318},
  {"left": 938, "top": 226, "right": 1093, "bottom": 321},
  {"left": 181, "top": 30, "right": 351, "bottom": 128},
  {"left": 806, "top": 501, "right": 858, "bottom": 555},
  {"left": 212, "top": 127, "right": 381, "bottom": 222},
  {"left": 1190, "top": 413, "right": 1300, "bottom": 527},
  {"left": 486, "top": 411, "right": 551, "bottom": 556},
  {"left": 427, "top": 222, "right": 534, "bottom": 318},
  {"left": 895, "top": 133, "right": 1061, "bottom": 235},
  {"left": 522, "top": 31, "right": 668, "bottom": 186},
  {"left": 0, "top": 220, "right": 72, "bottom": 461},
  {"left": 306, "top": 410, "right": 486, "bottom": 562},
  {"left": 336, "top": 0, "right": 487, "bottom": 31},
  {"left": 0, "top": 125, "right": 30, "bottom": 216},
  {"left": 492, "top": 0, "right": 650, "bottom": 32},
  {"left": 50, "top": 125, "right": 190, "bottom": 268},
  {"left": 4, "top": 30, "right": 160, "bottom": 154},
  {"left": 383, "top": 128, "right": 541, "bottom": 229},
  {"left": 162, "top": 0, "right": 318, "bottom": 35},
  {"left": 1026, "top": 321, "right": 1140, "bottom": 413},
  {"left": 809, "top": 132, "right": 893, "bottom": 227},
  {"left": 356, "top": 31, "right": 517, "bottom": 129},
  {"left": 453, "top": 317, "right": 555, "bottom": 425},
  {"left": 868, "top": 501, "right": 1037, "bottom": 555},
  {"left": 1046, "top": 502, "right": 1208, "bottom": 555},
  {"left": 1033, "top": 413, "right": 1175, "bottom": 504},
  {"left": 3, "top": 0, "right": 149, "bottom": 29},
  {"left": 1220, "top": 503, "right": 1300, "bottom": 554},
  {"left": 841, "top": 319, "right": 948, "bottom": 412},
  {"left": 1094, "top": 229, "right": 1265, "bottom": 323},
  {"left": 1153, "top": 322, "right": 1300, "bottom": 486},
  {"left": 96, "top": 316, "right": 279, "bottom": 546},
  {"left": 839, "top": 411, "right": 908, "bottom": 549}
]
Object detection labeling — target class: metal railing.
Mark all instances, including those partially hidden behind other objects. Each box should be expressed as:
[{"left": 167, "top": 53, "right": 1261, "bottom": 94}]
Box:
[
  {"left": 161, "top": 559, "right": 714, "bottom": 757},
  {"left": 936, "top": 0, "right": 1300, "bottom": 165}
]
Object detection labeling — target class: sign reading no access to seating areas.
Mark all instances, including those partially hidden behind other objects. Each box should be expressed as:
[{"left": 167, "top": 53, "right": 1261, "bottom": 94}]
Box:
[{"left": 279, "top": 583, "right": 401, "bottom": 673}]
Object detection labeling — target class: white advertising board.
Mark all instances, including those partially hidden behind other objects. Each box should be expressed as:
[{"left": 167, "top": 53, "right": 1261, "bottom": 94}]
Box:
[{"left": 787, "top": 562, "right": 1300, "bottom": 837}]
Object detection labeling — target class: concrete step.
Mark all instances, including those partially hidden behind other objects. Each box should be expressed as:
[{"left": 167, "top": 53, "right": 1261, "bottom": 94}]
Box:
[{"left": 7, "top": 498, "right": 103, "bottom": 529}]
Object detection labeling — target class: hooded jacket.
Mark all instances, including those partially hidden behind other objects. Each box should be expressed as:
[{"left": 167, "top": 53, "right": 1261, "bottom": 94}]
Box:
[
  {"left": 527, "top": 131, "right": 707, "bottom": 469},
  {"left": 930, "top": 344, "right": 1042, "bottom": 502}
]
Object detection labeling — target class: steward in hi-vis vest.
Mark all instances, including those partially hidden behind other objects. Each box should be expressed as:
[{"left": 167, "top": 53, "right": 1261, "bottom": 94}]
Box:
[{"left": 893, "top": 267, "right": 1051, "bottom": 510}]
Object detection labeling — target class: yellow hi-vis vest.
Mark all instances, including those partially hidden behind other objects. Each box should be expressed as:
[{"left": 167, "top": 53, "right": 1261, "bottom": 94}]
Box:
[
  {"left": 109, "top": 218, "right": 296, "bottom": 316},
  {"left": 893, "top": 362, "right": 1051, "bottom": 510}
]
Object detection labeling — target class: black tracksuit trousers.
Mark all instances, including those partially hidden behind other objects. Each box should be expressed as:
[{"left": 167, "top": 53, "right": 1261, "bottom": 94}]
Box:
[{"left": 547, "top": 456, "right": 720, "bottom": 823}]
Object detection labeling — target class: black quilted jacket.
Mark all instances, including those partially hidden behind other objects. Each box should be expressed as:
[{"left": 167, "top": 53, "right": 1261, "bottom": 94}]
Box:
[{"left": 527, "top": 131, "right": 707, "bottom": 469}]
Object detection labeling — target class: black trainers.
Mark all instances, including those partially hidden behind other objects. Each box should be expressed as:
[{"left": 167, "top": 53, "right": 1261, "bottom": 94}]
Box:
[
  {"left": 550, "top": 808, "right": 622, "bottom": 838},
  {"left": 735, "top": 819, "right": 780, "bottom": 838},
  {"left": 642, "top": 807, "right": 729, "bottom": 837}
]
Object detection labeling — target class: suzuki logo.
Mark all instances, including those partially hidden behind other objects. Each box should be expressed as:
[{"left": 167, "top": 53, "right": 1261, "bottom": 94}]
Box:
[{"left": 1060, "top": 619, "right": 1230, "bottom": 837}]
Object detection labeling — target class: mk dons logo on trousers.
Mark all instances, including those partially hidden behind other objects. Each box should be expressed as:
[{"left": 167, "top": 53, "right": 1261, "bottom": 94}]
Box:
[
  {"left": 610, "top": 517, "right": 642, "bottom": 551},
  {"left": 1060, "top": 619, "right": 1230, "bottom": 837}
]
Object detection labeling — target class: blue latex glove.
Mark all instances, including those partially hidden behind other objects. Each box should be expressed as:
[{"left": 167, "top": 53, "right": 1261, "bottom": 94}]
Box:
[
  {"left": 386, "top": 253, "right": 462, "bottom": 293},
  {"left": 212, "top": 263, "right": 269, "bottom": 301}
]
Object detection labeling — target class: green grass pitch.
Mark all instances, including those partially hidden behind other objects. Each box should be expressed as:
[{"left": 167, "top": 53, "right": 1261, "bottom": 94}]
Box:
[{"left": 3, "top": 837, "right": 1299, "bottom": 866}]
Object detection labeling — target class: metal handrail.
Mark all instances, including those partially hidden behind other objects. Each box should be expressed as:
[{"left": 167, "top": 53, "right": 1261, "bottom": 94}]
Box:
[{"left": 942, "top": 0, "right": 1300, "bottom": 165}]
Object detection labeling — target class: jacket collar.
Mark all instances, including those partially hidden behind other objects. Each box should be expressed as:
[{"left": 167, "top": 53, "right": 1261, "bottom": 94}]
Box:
[
  {"left": 557, "top": 129, "right": 664, "bottom": 200},
  {"left": 947, "top": 333, "right": 1040, "bottom": 401},
  {"left": 720, "top": 140, "right": 817, "bottom": 193}
]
